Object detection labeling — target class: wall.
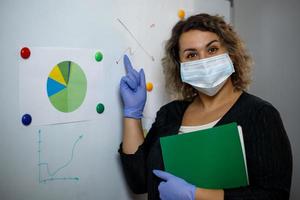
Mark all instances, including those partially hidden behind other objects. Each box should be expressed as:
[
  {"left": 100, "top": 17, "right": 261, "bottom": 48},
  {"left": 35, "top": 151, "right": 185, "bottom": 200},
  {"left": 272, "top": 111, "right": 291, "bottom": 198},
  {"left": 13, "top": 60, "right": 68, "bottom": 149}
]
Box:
[
  {"left": 234, "top": 0, "right": 300, "bottom": 199},
  {"left": 0, "top": 0, "right": 230, "bottom": 199}
]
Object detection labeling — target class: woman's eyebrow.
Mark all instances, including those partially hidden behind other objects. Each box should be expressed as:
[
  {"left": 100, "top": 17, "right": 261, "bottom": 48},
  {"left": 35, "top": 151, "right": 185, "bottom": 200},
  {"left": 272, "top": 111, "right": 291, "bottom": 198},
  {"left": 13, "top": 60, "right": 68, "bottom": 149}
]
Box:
[
  {"left": 206, "top": 40, "right": 220, "bottom": 47},
  {"left": 182, "top": 40, "right": 220, "bottom": 53},
  {"left": 183, "top": 48, "right": 197, "bottom": 53}
]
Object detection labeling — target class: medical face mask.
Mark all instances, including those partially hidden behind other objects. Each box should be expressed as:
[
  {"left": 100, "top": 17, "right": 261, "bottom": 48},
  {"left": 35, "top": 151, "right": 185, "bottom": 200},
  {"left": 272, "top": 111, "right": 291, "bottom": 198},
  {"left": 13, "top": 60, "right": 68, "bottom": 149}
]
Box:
[{"left": 180, "top": 53, "right": 235, "bottom": 96}]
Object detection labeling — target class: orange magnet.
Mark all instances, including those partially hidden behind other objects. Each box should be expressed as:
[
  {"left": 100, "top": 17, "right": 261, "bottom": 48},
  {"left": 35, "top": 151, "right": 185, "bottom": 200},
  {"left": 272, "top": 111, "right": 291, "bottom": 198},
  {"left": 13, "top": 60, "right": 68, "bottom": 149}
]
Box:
[
  {"left": 178, "top": 9, "right": 185, "bottom": 20},
  {"left": 146, "top": 82, "right": 153, "bottom": 92}
]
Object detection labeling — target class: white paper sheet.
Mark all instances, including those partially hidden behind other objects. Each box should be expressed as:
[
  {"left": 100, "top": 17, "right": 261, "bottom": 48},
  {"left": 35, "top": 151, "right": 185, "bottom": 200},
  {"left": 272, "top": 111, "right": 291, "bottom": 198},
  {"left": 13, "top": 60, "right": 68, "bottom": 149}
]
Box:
[{"left": 19, "top": 47, "right": 105, "bottom": 125}]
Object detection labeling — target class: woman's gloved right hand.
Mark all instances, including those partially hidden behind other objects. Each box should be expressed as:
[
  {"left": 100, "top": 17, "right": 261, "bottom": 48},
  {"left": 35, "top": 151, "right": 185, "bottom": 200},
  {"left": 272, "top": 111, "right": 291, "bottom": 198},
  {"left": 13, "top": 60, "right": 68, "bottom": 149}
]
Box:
[{"left": 120, "top": 55, "right": 146, "bottom": 119}]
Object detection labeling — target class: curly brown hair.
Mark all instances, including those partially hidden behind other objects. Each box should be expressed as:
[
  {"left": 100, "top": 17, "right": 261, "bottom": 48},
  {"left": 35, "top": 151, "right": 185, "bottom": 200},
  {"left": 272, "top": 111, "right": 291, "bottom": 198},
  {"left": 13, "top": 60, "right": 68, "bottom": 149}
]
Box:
[{"left": 162, "top": 13, "right": 252, "bottom": 100}]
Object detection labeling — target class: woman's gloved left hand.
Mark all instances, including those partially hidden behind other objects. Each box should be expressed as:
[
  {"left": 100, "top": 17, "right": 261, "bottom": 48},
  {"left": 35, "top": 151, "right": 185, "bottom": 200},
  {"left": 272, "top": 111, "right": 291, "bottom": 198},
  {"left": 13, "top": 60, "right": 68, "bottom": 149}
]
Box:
[{"left": 153, "top": 169, "right": 196, "bottom": 200}]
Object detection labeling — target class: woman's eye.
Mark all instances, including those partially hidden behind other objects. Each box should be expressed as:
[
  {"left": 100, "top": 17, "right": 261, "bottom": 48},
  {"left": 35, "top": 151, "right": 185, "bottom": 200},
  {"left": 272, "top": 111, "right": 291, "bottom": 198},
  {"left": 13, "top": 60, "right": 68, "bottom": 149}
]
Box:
[
  {"left": 208, "top": 47, "right": 219, "bottom": 54},
  {"left": 186, "top": 52, "right": 197, "bottom": 59}
]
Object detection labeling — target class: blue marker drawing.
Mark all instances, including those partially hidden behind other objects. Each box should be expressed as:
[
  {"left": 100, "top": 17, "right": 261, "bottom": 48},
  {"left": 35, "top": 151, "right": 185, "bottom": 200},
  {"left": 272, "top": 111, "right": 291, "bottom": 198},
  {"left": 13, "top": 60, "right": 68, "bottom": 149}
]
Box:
[{"left": 38, "top": 129, "right": 83, "bottom": 183}]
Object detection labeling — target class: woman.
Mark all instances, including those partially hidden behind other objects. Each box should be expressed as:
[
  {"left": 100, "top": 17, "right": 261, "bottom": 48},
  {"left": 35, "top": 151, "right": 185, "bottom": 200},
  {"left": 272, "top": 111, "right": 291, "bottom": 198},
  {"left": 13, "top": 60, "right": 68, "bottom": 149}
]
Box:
[{"left": 119, "top": 13, "right": 292, "bottom": 200}]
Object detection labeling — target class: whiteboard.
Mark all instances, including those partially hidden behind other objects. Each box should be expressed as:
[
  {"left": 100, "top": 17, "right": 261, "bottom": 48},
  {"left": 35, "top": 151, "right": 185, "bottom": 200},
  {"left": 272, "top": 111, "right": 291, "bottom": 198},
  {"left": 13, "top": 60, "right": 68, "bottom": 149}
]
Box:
[{"left": 0, "top": 0, "right": 230, "bottom": 199}]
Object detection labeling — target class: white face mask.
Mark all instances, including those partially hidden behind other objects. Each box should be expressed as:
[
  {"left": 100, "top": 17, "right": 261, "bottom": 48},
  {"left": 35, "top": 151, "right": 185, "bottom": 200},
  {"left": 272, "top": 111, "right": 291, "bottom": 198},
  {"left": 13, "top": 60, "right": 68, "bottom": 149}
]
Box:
[{"left": 180, "top": 53, "right": 235, "bottom": 96}]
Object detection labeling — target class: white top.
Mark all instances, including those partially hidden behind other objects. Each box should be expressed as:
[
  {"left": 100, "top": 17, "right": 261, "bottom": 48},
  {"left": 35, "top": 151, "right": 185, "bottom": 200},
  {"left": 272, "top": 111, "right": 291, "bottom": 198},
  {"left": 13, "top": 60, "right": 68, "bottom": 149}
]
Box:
[{"left": 178, "top": 118, "right": 221, "bottom": 134}]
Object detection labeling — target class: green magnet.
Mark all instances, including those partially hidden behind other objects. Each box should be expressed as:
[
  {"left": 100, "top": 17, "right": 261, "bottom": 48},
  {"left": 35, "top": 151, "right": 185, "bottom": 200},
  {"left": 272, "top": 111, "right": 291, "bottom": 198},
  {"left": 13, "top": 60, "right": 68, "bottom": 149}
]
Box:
[
  {"left": 96, "top": 103, "right": 105, "bottom": 114},
  {"left": 95, "top": 51, "right": 103, "bottom": 62}
]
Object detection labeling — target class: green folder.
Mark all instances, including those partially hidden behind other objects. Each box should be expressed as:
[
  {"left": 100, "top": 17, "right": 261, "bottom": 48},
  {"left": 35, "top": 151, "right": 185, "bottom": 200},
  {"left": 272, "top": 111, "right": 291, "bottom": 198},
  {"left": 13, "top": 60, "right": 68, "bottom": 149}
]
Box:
[{"left": 160, "top": 122, "right": 249, "bottom": 189}]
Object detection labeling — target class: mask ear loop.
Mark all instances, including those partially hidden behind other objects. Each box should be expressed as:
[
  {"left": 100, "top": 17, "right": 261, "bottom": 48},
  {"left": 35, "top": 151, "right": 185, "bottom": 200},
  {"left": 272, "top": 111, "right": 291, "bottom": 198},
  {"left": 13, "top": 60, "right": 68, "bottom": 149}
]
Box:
[
  {"left": 172, "top": 48, "right": 181, "bottom": 73},
  {"left": 172, "top": 48, "right": 198, "bottom": 100},
  {"left": 174, "top": 60, "right": 182, "bottom": 81}
]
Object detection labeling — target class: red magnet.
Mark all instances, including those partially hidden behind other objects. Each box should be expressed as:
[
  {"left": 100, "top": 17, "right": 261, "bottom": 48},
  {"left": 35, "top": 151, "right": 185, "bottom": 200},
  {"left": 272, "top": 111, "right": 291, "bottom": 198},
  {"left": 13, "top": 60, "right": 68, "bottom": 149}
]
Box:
[{"left": 20, "top": 47, "right": 31, "bottom": 59}]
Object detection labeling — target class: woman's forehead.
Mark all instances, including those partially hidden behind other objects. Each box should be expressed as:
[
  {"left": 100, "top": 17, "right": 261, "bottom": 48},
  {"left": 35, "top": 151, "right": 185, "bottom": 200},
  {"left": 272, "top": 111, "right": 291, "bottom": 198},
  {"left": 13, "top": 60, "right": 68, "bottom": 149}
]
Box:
[{"left": 179, "top": 30, "right": 220, "bottom": 50}]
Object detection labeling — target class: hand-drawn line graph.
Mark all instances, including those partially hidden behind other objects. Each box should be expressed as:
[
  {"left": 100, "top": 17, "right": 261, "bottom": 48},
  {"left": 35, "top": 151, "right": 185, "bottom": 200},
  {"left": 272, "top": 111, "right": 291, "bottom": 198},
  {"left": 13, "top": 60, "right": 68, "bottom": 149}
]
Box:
[
  {"left": 38, "top": 129, "right": 83, "bottom": 183},
  {"left": 116, "top": 47, "right": 135, "bottom": 64},
  {"left": 117, "top": 18, "right": 155, "bottom": 62}
]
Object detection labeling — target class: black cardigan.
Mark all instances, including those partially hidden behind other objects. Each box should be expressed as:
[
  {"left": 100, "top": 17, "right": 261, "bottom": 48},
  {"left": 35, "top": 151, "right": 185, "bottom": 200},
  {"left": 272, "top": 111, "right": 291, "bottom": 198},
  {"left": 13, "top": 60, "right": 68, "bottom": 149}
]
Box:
[{"left": 119, "top": 92, "right": 292, "bottom": 200}]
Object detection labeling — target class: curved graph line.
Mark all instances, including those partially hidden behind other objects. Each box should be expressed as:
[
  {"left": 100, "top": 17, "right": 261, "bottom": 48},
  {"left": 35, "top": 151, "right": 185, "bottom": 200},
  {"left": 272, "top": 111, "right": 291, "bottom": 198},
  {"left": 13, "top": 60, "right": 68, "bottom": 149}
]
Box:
[
  {"left": 40, "top": 135, "right": 83, "bottom": 177},
  {"left": 38, "top": 130, "right": 83, "bottom": 183}
]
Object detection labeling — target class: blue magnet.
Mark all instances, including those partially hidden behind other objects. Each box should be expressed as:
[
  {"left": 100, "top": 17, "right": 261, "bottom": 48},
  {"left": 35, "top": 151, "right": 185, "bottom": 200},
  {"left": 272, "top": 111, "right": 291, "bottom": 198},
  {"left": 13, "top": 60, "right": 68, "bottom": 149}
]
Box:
[{"left": 22, "top": 114, "right": 32, "bottom": 126}]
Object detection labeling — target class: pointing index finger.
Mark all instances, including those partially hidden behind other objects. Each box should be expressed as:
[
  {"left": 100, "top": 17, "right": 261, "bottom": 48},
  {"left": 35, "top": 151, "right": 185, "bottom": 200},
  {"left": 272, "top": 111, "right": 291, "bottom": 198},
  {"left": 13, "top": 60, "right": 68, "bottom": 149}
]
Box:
[{"left": 123, "top": 54, "right": 133, "bottom": 74}]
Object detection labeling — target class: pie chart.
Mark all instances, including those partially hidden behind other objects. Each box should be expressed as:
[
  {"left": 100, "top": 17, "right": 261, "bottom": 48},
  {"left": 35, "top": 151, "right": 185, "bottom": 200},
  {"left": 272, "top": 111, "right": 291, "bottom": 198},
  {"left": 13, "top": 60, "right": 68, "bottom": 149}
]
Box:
[{"left": 46, "top": 61, "right": 87, "bottom": 113}]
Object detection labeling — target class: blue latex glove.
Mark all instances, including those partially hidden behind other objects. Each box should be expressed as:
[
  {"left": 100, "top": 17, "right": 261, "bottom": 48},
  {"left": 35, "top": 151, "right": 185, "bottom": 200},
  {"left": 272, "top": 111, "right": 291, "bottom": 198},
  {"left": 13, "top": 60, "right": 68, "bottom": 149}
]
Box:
[
  {"left": 120, "top": 54, "right": 146, "bottom": 119},
  {"left": 153, "top": 170, "right": 196, "bottom": 200}
]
